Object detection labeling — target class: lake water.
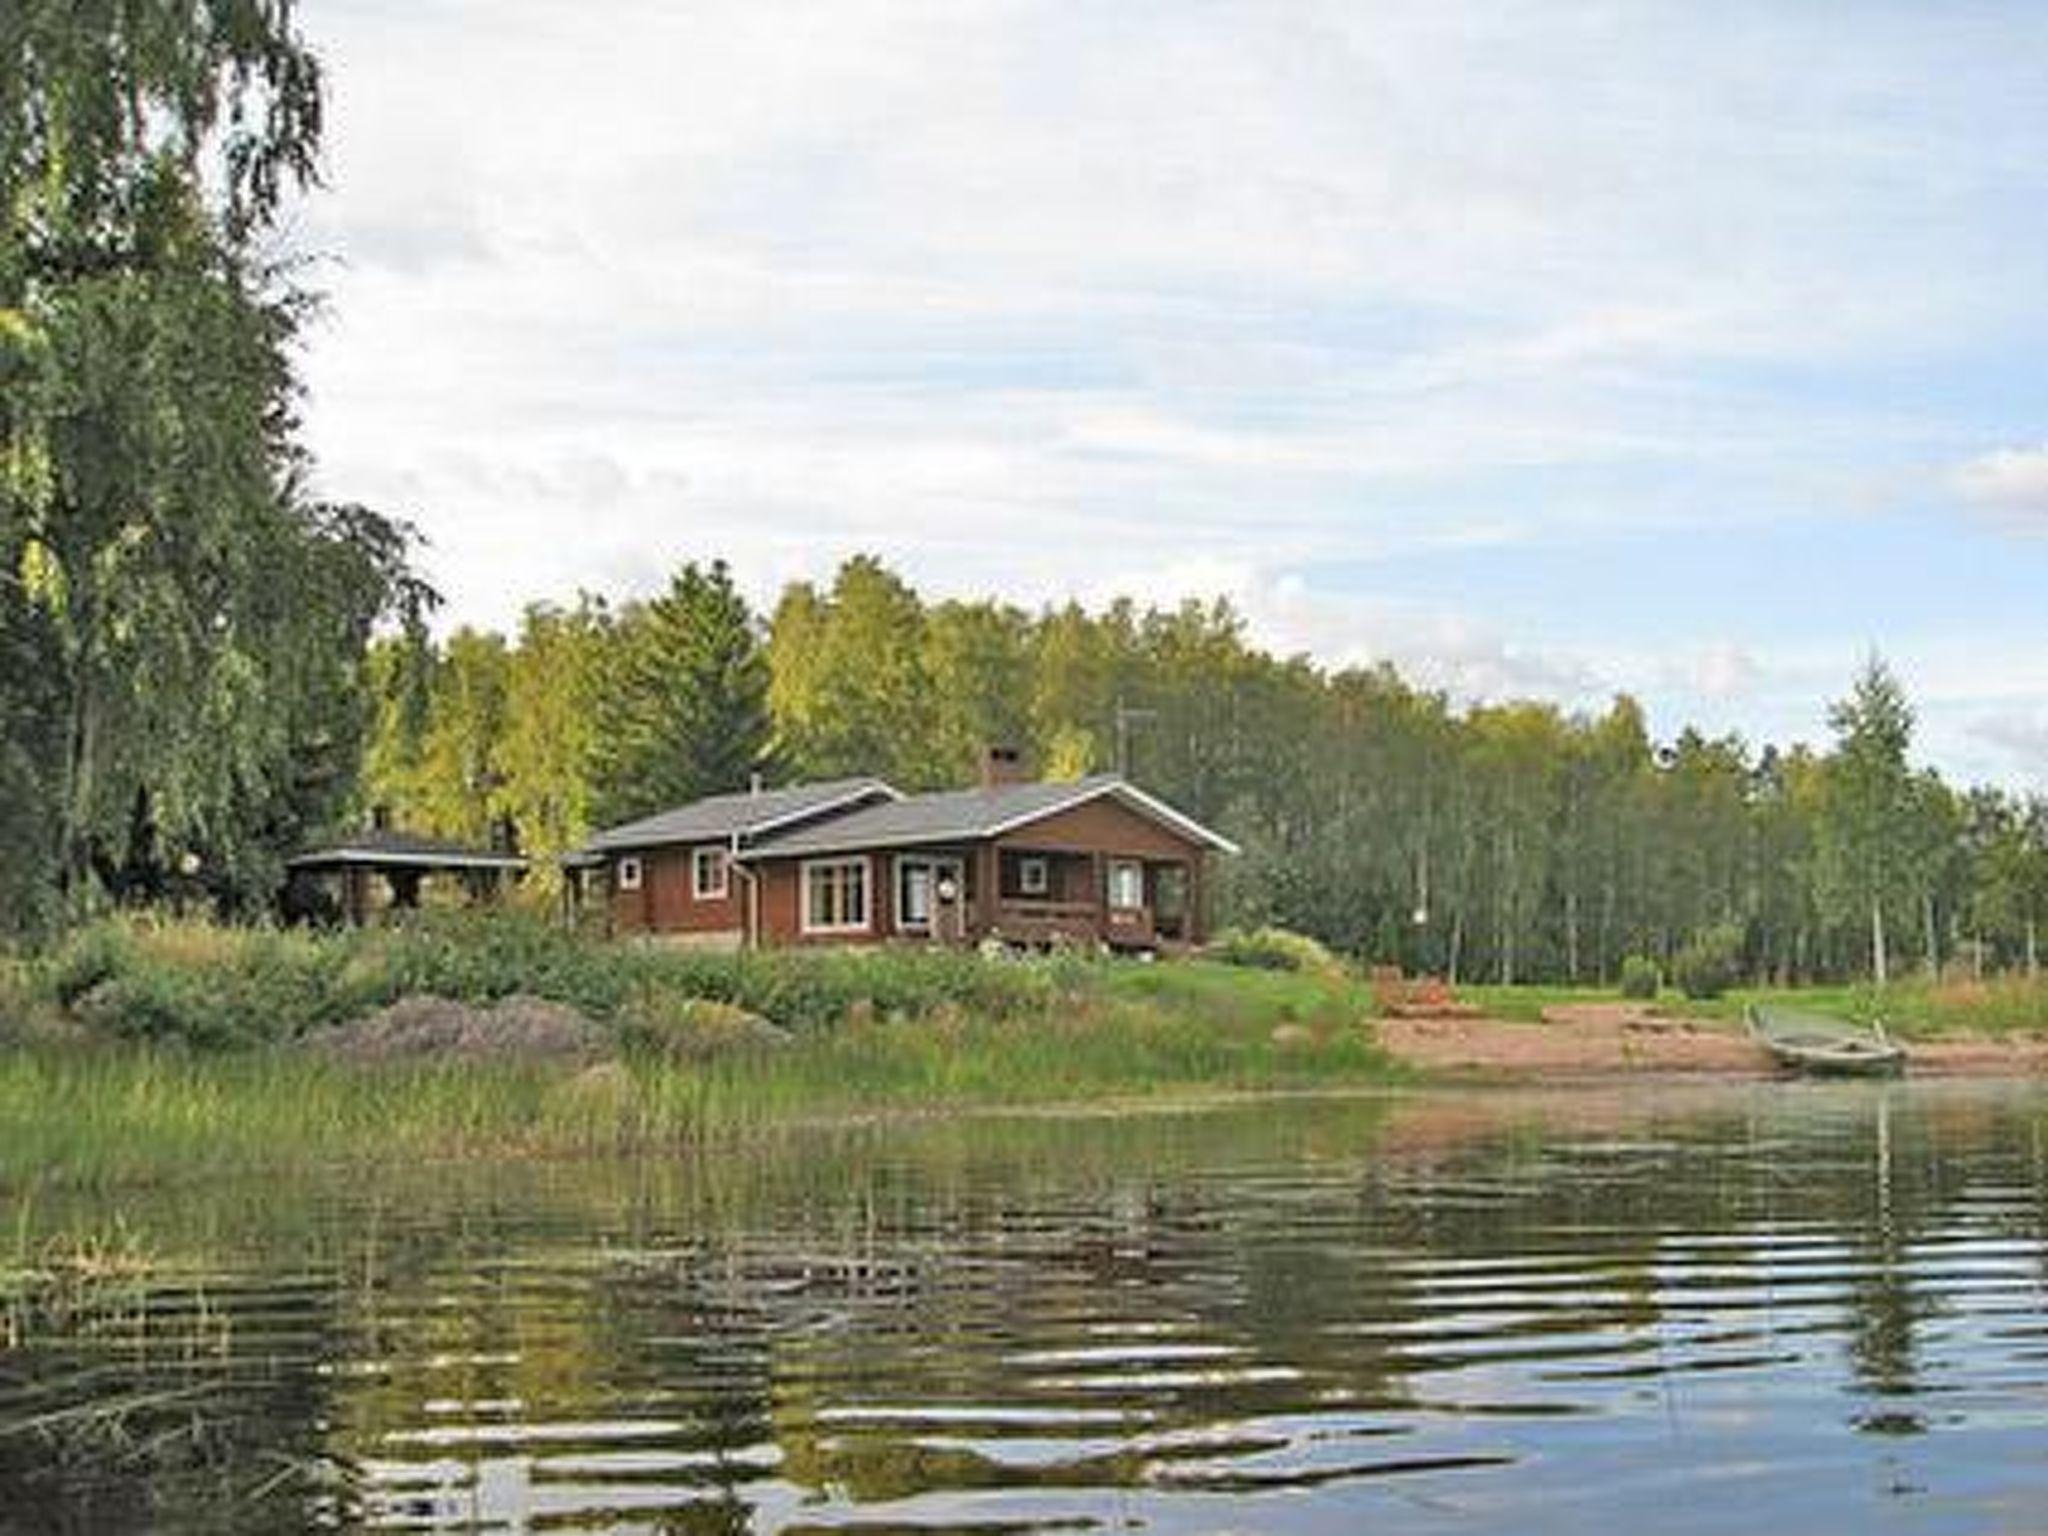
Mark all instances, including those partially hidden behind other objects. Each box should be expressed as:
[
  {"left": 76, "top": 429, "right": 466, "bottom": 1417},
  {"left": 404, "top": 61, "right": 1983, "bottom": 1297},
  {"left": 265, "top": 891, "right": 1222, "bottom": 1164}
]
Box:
[{"left": 7, "top": 1081, "right": 2048, "bottom": 1533}]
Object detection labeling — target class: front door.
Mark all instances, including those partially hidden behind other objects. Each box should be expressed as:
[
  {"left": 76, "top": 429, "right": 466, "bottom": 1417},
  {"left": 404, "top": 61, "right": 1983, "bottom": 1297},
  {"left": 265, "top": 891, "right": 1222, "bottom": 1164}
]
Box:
[{"left": 897, "top": 856, "right": 966, "bottom": 941}]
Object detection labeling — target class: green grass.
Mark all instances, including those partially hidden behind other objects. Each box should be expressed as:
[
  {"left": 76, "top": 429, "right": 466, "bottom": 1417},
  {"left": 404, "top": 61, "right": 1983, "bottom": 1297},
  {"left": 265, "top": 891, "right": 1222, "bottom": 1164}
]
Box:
[
  {"left": 0, "top": 915, "right": 1396, "bottom": 1188},
  {"left": 0, "top": 1003, "right": 1394, "bottom": 1190}
]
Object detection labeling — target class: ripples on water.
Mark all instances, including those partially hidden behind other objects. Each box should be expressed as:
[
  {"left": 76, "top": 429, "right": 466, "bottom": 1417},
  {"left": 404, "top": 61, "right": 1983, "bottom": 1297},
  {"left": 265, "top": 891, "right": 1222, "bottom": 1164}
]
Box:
[{"left": 7, "top": 1082, "right": 2048, "bottom": 1532}]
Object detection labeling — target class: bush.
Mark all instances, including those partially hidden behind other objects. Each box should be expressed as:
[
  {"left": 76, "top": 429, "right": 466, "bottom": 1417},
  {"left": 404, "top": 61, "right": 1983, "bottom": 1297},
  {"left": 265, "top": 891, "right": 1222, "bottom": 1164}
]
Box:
[
  {"left": 29, "top": 911, "right": 1087, "bottom": 1049},
  {"left": 1671, "top": 924, "right": 1744, "bottom": 1000},
  {"left": 1618, "top": 955, "right": 1661, "bottom": 1000},
  {"left": 1209, "top": 926, "right": 1343, "bottom": 977},
  {"left": 44, "top": 923, "right": 132, "bottom": 1007}
]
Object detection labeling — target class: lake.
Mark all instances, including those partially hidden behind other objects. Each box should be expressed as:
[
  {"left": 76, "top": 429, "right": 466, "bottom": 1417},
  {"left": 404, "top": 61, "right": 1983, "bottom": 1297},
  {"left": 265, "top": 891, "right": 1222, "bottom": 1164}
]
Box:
[{"left": 6, "top": 1081, "right": 2048, "bottom": 1532}]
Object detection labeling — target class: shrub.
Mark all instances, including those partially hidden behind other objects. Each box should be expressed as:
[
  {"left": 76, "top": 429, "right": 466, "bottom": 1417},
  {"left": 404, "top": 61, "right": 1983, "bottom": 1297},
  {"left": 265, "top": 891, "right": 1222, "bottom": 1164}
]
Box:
[
  {"left": 1671, "top": 924, "right": 1744, "bottom": 1000},
  {"left": 1209, "top": 926, "right": 1343, "bottom": 977},
  {"left": 1618, "top": 955, "right": 1661, "bottom": 1000},
  {"left": 31, "top": 911, "right": 1088, "bottom": 1049},
  {"left": 44, "top": 923, "right": 133, "bottom": 1007}
]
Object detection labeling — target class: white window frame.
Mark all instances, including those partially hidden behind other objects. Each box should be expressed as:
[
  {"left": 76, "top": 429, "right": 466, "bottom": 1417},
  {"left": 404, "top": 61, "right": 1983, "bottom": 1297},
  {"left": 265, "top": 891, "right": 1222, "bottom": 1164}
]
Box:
[
  {"left": 1108, "top": 859, "right": 1145, "bottom": 911},
  {"left": 615, "top": 855, "right": 643, "bottom": 893},
  {"left": 801, "top": 856, "right": 872, "bottom": 935},
  {"left": 691, "top": 845, "right": 729, "bottom": 901},
  {"left": 895, "top": 855, "right": 963, "bottom": 933},
  {"left": 1017, "top": 855, "right": 1050, "bottom": 897}
]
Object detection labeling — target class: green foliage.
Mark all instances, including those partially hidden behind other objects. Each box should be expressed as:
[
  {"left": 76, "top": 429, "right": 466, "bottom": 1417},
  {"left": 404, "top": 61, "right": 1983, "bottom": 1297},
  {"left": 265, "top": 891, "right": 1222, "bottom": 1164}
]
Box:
[
  {"left": 355, "top": 558, "right": 2036, "bottom": 992},
  {"left": 768, "top": 556, "right": 938, "bottom": 787},
  {"left": 25, "top": 913, "right": 1073, "bottom": 1045},
  {"left": 1814, "top": 657, "right": 1922, "bottom": 984},
  {"left": 498, "top": 601, "right": 606, "bottom": 886},
  {"left": 44, "top": 920, "right": 341, "bottom": 1045},
  {"left": 1209, "top": 926, "right": 1344, "bottom": 976},
  {"left": 1671, "top": 924, "right": 1744, "bottom": 1000},
  {"left": 592, "top": 561, "right": 770, "bottom": 823},
  {"left": 20, "top": 916, "right": 1390, "bottom": 1108},
  {"left": 0, "top": 3, "right": 423, "bottom": 928},
  {"left": 1618, "top": 955, "right": 1661, "bottom": 999}
]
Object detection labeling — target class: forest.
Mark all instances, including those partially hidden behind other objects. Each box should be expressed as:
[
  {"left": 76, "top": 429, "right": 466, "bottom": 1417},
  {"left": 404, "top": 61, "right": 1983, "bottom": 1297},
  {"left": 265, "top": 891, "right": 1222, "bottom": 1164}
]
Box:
[
  {"left": 352, "top": 555, "right": 2047, "bottom": 989},
  {"left": 4, "top": 4, "right": 2045, "bottom": 989}
]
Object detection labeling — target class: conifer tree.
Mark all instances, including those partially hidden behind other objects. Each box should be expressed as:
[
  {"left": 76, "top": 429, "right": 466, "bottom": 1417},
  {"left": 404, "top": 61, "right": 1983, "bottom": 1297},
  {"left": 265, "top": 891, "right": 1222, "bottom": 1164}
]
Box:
[{"left": 592, "top": 561, "right": 770, "bottom": 824}]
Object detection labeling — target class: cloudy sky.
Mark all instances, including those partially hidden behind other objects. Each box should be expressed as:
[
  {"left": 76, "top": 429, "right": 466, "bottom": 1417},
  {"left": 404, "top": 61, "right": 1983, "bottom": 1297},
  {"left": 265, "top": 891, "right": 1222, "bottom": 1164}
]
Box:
[{"left": 296, "top": 0, "right": 2048, "bottom": 784}]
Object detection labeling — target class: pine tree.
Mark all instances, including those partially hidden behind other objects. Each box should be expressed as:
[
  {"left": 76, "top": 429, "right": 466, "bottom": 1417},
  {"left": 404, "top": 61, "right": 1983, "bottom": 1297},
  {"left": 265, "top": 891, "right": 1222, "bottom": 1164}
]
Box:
[{"left": 592, "top": 561, "right": 770, "bottom": 824}]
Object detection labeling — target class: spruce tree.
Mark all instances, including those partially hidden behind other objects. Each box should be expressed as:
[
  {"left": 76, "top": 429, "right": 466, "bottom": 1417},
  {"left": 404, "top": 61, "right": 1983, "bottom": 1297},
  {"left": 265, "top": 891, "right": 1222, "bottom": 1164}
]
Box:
[{"left": 592, "top": 561, "right": 770, "bottom": 824}]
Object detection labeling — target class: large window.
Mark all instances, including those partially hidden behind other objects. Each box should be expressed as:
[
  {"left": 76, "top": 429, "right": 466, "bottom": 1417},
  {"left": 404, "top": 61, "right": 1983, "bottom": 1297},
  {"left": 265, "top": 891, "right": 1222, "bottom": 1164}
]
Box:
[
  {"left": 802, "top": 857, "right": 870, "bottom": 934},
  {"left": 1108, "top": 859, "right": 1145, "bottom": 911},
  {"left": 692, "top": 846, "right": 729, "bottom": 900}
]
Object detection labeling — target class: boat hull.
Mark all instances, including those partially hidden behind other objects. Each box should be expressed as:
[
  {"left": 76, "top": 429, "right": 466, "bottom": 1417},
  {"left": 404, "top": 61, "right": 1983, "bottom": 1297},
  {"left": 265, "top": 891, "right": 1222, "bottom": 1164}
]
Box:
[
  {"left": 1747, "top": 1006, "right": 1907, "bottom": 1078},
  {"left": 1759, "top": 1042, "right": 1905, "bottom": 1077}
]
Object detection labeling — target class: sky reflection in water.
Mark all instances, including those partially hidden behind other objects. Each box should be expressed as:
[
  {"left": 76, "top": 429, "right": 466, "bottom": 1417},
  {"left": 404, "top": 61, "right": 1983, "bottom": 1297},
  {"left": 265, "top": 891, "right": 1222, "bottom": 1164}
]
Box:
[{"left": 6, "top": 1081, "right": 2048, "bottom": 1533}]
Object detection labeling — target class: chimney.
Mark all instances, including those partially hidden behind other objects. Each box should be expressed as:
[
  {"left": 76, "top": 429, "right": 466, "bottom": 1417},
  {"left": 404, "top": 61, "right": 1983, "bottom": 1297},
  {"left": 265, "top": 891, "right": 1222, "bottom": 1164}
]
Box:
[
  {"left": 979, "top": 744, "right": 1030, "bottom": 789},
  {"left": 369, "top": 803, "right": 393, "bottom": 832},
  {"left": 750, "top": 771, "right": 764, "bottom": 797}
]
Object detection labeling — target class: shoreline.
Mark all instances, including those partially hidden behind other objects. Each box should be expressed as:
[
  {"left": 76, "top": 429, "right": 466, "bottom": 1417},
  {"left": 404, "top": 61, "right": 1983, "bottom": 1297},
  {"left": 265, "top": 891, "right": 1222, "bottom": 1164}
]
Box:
[{"left": 1377, "top": 1002, "right": 2048, "bottom": 1080}]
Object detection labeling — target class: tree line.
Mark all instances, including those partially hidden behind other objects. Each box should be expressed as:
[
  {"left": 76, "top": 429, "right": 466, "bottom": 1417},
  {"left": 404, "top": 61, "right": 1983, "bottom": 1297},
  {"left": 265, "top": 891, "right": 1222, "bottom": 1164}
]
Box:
[
  {"left": 6, "top": 7, "right": 2044, "bottom": 987},
  {"left": 356, "top": 553, "right": 2048, "bottom": 987}
]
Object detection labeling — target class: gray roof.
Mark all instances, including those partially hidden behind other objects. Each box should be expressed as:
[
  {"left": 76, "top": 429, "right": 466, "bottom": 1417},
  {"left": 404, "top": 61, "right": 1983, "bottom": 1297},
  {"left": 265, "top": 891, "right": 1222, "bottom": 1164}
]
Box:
[
  {"left": 288, "top": 828, "right": 529, "bottom": 872},
  {"left": 581, "top": 776, "right": 897, "bottom": 854},
  {"left": 745, "top": 774, "right": 1239, "bottom": 858}
]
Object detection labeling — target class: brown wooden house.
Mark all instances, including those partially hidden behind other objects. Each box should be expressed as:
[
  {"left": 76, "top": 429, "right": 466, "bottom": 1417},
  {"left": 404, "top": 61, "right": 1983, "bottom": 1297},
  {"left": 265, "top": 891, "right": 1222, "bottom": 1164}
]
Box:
[
  {"left": 579, "top": 776, "right": 898, "bottom": 949},
  {"left": 577, "top": 759, "right": 1236, "bottom": 953}
]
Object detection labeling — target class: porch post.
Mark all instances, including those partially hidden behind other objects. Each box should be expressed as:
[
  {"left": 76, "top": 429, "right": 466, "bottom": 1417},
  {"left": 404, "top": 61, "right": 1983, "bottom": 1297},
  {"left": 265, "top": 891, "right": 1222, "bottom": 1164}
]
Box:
[
  {"left": 1188, "top": 855, "right": 1208, "bottom": 946},
  {"left": 975, "top": 842, "right": 999, "bottom": 941},
  {"left": 1088, "top": 851, "right": 1103, "bottom": 942}
]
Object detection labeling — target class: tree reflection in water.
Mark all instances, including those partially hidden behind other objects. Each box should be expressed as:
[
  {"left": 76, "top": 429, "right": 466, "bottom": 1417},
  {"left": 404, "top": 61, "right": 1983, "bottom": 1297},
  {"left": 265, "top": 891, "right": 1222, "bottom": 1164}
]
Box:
[{"left": 5, "top": 1082, "right": 2048, "bottom": 1533}]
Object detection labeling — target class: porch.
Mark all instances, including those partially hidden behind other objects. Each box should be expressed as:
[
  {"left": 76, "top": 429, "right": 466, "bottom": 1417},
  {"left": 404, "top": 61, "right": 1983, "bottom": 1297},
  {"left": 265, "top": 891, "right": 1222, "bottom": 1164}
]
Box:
[{"left": 976, "top": 846, "right": 1201, "bottom": 952}]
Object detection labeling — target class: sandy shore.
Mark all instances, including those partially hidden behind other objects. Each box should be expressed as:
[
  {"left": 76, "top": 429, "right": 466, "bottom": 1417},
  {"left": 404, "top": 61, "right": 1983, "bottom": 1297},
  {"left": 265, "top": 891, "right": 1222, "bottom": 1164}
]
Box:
[{"left": 1376, "top": 1001, "right": 2048, "bottom": 1079}]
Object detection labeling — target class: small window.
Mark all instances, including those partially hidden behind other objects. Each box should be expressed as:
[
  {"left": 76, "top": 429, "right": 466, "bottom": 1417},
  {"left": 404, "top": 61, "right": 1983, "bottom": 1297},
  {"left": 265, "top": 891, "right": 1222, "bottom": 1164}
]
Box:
[
  {"left": 691, "top": 846, "right": 729, "bottom": 900},
  {"left": 1108, "top": 859, "right": 1144, "bottom": 910},
  {"left": 1018, "top": 856, "right": 1050, "bottom": 896},
  {"left": 802, "top": 857, "right": 870, "bottom": 934},
  {"left": 616, "top": 856, "right": 643, "bottom": 893}
]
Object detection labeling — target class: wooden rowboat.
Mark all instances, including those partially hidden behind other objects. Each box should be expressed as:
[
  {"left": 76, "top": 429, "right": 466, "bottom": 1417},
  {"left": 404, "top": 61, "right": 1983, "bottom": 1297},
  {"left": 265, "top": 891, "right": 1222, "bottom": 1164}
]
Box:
[{"left": 1746, "top": 1004, "right": 1906, "bottom": 1077}]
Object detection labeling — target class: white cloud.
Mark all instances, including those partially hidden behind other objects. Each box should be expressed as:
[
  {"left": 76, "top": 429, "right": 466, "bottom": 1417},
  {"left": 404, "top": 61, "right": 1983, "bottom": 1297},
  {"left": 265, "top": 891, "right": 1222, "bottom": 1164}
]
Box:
[
  {"left": 1955, "top": 444, "right": 2048, "bottom": 514},
  {"left": 288, "top": 0, "right": 2048, "bottom": 784},
  {"left": 1674, "top": 643, "right": 1764, "bottom": 701}
]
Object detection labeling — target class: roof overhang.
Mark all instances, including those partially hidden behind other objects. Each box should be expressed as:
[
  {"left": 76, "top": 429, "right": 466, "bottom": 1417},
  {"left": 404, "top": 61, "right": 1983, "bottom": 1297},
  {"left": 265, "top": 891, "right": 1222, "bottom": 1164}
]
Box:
[
  {"left": 737, "top": 779, "right": 1240, "bottom": 861},
  {"left": 579, "top": 779, "right": 904, "bottom": 856},
  {"left": 287, "top": 848, "right": 530, "bottom": 873}
]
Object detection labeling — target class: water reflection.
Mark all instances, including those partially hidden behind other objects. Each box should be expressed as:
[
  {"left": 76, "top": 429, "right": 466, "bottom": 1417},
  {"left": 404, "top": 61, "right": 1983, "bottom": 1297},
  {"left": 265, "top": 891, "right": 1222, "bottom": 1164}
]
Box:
[{"left": 7, "top": 1083, "right": 2048, "bottom": 1532}]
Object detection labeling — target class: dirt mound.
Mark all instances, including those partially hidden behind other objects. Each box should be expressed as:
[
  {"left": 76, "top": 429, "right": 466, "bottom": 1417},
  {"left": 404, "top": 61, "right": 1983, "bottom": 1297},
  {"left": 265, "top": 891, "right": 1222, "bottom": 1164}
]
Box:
[{"left": 307, "top": 994, "right": 611, "bottom": 1063}]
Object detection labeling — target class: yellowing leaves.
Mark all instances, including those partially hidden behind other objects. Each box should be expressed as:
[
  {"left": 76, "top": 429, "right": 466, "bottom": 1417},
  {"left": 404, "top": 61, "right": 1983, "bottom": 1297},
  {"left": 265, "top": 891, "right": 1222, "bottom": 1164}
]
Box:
[
  {"left": 17, "top": 537, "right": 67, "bottom": 611},
  {"left": 0, "top": 307, "right": 46, "bottom": 351}
]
